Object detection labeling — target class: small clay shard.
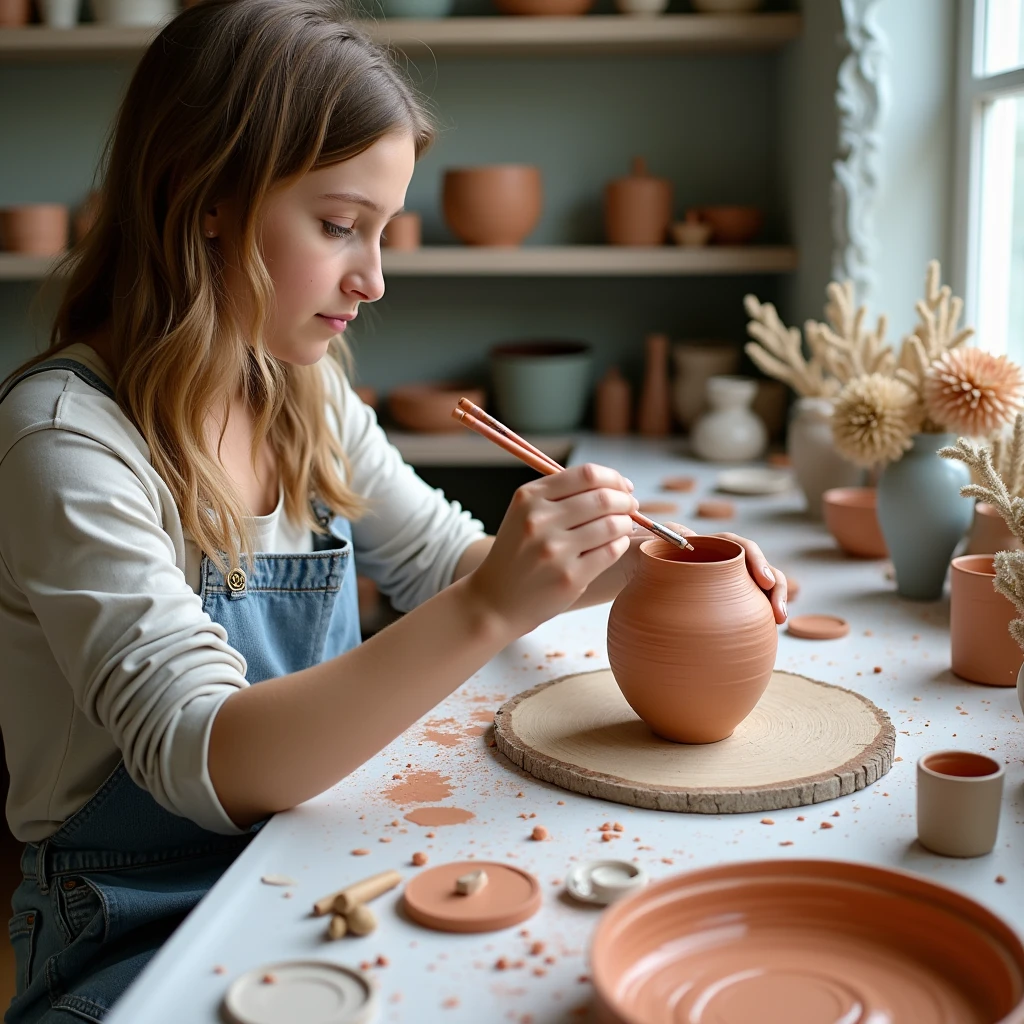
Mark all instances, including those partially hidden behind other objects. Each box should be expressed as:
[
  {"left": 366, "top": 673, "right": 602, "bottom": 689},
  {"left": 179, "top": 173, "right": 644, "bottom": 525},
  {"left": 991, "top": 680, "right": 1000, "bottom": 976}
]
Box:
[
  {"left": 376, "top": 955, "right": 390, "bottom": 967},
  {"left": 495, "top": 957, "right": 509, "bottom": 970},
  {"left": 327, "top": 913, "right": 348, "bottom": 940},
  {"left": 601, "top": 833, "right": 615, "bottom": 843},
  {"left": 213, "top": 965, "right": 227, "bottom": 975},
  {"left": 345, "top": 903, "right": 378, "bottom": 936},
  {"left": 455, "top": 869, "right": 488, "bottom": 896},
  {"left": 779, "top": 841, "right": 794, "bottom": 847},
  {"left": 260, "top": 874, "right": 298, "bottom": 887},
  {"left": 612, "top": 822, "right": 624, "bottom": 832},
  {"left": 873, "top": 666, "right": 882, "bottom": 674},
  {"left": 695, "top": 499, "right": 735, "bottom": 519},
  {"left": 412, "top": 852, "right": 428, "bottom": 867},
  {"left": 820, "top": 822, "right": 834, "bottom": 830},
  {"left": 996, "top": 875, "right": 1006, "bottom": 884},
  {"left": 530, "top": 825, "right": 549, "bottom": 841},
  {"left": 529, "top": 941, "right": 545, "bottom": 955},
  {"left": 661, "top": 475, "right": 696, "bottom": 492},
  {"left": 760, "top": 818, "right": 775, "bottom": 825},
  {"left": 261, "top": 973, "right": 277, "bottom": 985},
  {"left": 351, "top": 848, "right": 371, "bottom": 856}
]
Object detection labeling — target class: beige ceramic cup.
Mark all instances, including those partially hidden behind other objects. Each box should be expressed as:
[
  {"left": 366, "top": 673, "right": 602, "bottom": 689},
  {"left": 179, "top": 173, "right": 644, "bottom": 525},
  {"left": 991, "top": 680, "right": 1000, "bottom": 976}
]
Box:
[{"left": 917, "top": 750, "right": 1005, "bottom": 857}]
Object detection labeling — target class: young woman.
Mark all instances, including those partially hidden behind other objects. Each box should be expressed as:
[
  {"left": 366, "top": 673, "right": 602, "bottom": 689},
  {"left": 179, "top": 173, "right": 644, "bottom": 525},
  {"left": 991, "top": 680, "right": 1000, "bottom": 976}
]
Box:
[{"left": 0, "top": 2, "right": 787, "bottom": 1020}]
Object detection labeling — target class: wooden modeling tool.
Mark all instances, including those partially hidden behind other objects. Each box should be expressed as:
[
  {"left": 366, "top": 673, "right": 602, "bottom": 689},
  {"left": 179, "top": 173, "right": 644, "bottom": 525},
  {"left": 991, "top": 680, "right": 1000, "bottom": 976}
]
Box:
[{"left": 452, "top": 398, "right": 694, "bottom": 551}]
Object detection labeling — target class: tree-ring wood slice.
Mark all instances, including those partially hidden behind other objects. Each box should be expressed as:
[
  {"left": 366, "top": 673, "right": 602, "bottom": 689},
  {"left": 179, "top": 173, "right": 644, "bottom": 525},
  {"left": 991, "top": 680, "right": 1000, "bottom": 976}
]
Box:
[
  {"left": 493, "top": 670, "right": 894, "bottom": 813},
  {"left": 787, "top": 614, "right": 850, "bottom": 640}
]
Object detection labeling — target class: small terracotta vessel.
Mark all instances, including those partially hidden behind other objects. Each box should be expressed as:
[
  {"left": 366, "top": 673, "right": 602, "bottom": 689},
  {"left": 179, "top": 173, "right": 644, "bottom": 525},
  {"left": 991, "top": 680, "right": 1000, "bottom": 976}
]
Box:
[
  {"left": 388, "top": 382, "right": 485, "bottom": 433},
  {"left": 821, "top": 487, "right": 888, "bottom": 558},
  {"left": 636, "top": 333, "right": 671, "bottom": 437},
  {"left": 0, "top": 204, "right": 70, "bottom": 256},
  {"left": 950, "top": 554, "right": 1021, "bottom": 687},
  {"left": 607, "top": 536, "right": 778, "bottom": 743},
  {"left": 443, "top": 166, "right": 542, "bottom": 247},
  {"left": 604, "top": 157, "right": 673, "bottom": 247},
  {"left": 383, "top": 211, "right": 421, "bottom": 251},
  {"left": 686, "top": 204, "right": 762, "bottom": 245},
  {"left": 352, "top": 385, "right": 378, "bottom": 410},
  {"left": 594, "top": 366, "right": 632, "bottom": 435},
  {"left": 964, "top": 501, "right": 1023, "bottom": 555},
  {"left": 0, "top": 0, "right": 30, "bottom": 25}
]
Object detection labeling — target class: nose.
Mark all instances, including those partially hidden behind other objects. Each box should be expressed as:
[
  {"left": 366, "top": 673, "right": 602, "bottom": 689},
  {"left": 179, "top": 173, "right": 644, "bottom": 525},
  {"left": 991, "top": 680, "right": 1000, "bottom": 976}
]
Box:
[{"left": 341, "top": 244, "right": 385, "bottom": 304}]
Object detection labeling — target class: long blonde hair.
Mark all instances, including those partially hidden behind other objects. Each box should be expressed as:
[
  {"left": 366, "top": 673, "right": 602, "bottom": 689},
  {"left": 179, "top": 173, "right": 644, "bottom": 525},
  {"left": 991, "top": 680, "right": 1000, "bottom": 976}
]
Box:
[{"left": 8, "top": 0, "right": 434, "bottom": 570}]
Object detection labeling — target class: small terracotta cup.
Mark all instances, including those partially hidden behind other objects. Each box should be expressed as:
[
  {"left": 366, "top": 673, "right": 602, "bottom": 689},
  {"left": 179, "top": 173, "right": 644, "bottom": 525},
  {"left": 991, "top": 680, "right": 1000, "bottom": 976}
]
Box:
[
  {"left": 383, "top": 212, "right": 421, "bottom": 251},
  {"left": 950, "top": 554, "right": 1021, "bottom": 687},
  {"left": 917, "top": 750, "right": 1004, "bottom": 858},
  {"left": 388, "top": 382, "right": 486, "bottom": 433},
  {"left": 821, "top": 487, "right": 888, "bottom": 558},
  {"left": 0, "top": 204, "right": 70, "bottom": 256},
  {"left": 964, "top": 501, "right": 1023, "bottom": 555}
]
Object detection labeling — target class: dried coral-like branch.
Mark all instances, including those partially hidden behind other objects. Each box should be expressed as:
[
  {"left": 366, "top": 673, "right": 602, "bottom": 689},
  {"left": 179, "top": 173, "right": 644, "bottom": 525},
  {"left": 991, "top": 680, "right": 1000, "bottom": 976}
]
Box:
[
  {"left": 806, "top": 280, "right": 896, "bottom": 384},
  {"left": 923, "top": 348, "right": 1024, "bottom": 437},
  {"left": 993, "top": 550, "right": 1024, "bottom": 652},
  {"left": 743, "top": 294, "right": 838, "bottom": 399},
  {"left": 990, "top": 413, "right": 1024, "bottom": 497},
  {"left": 831, "top": 373, "right": 920, "bottom": 467}
]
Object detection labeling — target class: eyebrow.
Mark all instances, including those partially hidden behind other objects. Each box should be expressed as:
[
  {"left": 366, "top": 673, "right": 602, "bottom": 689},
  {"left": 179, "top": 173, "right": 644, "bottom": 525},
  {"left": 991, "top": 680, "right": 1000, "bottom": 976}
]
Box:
[{"left": 317, "top": 191, "right": 404, "bottom": 219}]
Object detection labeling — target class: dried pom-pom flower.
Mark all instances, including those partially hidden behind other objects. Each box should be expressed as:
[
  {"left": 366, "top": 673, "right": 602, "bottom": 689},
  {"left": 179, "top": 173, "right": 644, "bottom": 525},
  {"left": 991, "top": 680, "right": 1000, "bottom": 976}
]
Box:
[
  {"left": 831, "top": 374, "right": 920, "bottom": 467},
  {"left": 923, "top": 348, "right": 1024, "bottom": 437}
]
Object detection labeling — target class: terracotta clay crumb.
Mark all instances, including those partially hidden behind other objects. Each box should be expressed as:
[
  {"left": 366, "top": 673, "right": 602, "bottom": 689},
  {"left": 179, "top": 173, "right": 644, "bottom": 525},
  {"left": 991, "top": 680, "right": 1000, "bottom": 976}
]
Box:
[
  {"left": 661, "top": 858, "right": 674, "bottom": 865},
  {"left": 584, "top": 650, "right": 596, "bottom": 658},
  {"left": 376, "top": 955, "right": 389, "bottom": 967},
  {"left": 283, "top": 892, "right": 293, "bottom": 899},
  {"left": 351, "top": 848, "right": 370, "bottom": 856},
  {"left": 412, "top": 852, "right": 428, "bottom": 867},
  {"left": 873, "top": 666, "right": 882, "bottom": 674},
  {"left": 832, "top": 811, "right": 840, "bottom": 817},
  {"left": 261, "top": 973, "right": 277, "bottom": 985},
  {"left": 327, "top": 914, "right": 348, "bottom": 941},
  {"left": 260, "top": 874, "right": 297, "bottom": 887},
  {"left": 599, "top": 821, "right": 612, "bottom": 831},
  {"left": 442, "top": 998, "right": 459, "bottom": 1009},
  {"left": 661, "top": 475, "right": 696, "bottom": 492},
  {"left": 454, "top": 869, "right": 488, "bottom": 896},
  {"left": 996, "top": 876, "right": 1007, "bottom": 884},
  {"left": 544, "top": 956, "right": 556, "bottom": 965},
  {"left": 379, "top": 837, "right": 392, "bottom": 843},
  {"left": 760, "top": 818, "right": 775, "bottom": 825},
  {"left": 213, "top": 965, "right": 227, "bottom": 975},
  {"left": 392, "top": 774, "right": 402, "bottom": 780},
  {"left": 519, "top": 929, "right": 530, "bottom": 937},
  {"left": 360, "top": 961, "right": 372, "bottom": 971},
  {"left": 820, "top": 822, "right": 834, "bottom": 830},
  {"left": 513, "top": 959, "right": 526, "bottom": 969},
  {"left": 601, "top": 833, "right": 615, "bottom": 843},
  {"left": 695, "top": 499, "right": 736, "bottom": 520},
  {"left": 426, "top": 832, "right": 436, "bottom": 838},
  {"left": 516, "top": 792, "right": 525, "bottom": 798},
  {"left": 797, "top": 816, "right": 805, "bottom": 821},
  {"left": 578, "top": 975, "right": 591, "bottom": 984},
  {"left": 612, "top": 822, "right": 624, "bottom": 832},
  {"left": 532, "top": 967, "right": 547, "bottom": 977},
  {"left": 345, "top": 904, "right": 377, "bottom": 936},
  {"left": 495, "top": 957, "right": 509, "bottom": 970},
  {"left": 779, "top": 841, "right": 794, "bottom": 847},
  {"left": 895, "top": 756, "right": 903, "bottom": 762},
  {"left": 530, "top": 826, "right": 549, "bottom": 841},
  {"left": 557, "top": 800, "right": 565, "bottom": 805}
]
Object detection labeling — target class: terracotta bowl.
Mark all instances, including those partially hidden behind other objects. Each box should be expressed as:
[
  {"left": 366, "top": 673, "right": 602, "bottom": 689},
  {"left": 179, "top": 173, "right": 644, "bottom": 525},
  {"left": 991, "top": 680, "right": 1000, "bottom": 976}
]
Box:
[
  {"left": 822, "top": 486, "right": 888, "bottom": 559},
  {"left": 494, "top": 0, "right": 593, "bottom": 13},
  {"left": 685, "top": 204, "right": 762, "bottom": 245},
  {"left": 591, "top": 859, "right": 1024, "bottom": 1024},
  {"left": 0, "top": 204, "right": 70, "bottom": 256},
  {"left": 387, "top": 382, "right": 485, "bottom": 433},
  {"left": 443, "top": 166, "right": 543, "bottom": 247}
]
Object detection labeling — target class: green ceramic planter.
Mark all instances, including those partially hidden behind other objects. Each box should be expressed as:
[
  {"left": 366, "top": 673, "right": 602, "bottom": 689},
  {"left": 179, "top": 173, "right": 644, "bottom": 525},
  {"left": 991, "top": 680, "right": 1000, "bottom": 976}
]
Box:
[{"left": 490, "top": 341, "right": 592, "bottom": 433}]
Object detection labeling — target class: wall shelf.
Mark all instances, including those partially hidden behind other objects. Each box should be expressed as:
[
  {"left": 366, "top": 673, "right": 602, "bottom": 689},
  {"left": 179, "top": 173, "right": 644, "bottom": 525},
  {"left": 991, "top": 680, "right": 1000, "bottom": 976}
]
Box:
[
  {"left": 0, "top": 14, "right": 801, "bottom": 62},
  {"left": 0, "top": 246, "right": 797, "bottom": 280}
]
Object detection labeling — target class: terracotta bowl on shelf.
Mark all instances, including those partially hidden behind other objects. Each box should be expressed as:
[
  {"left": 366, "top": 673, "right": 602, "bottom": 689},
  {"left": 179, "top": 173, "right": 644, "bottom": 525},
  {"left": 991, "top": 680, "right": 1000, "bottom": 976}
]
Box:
[
  {"left": 822, "top": 486, "right": 888, "bottom": 559},
  {"left": 443, "top": 166, "right": 543, "bottom": 247},
  {"left": 0, "top": 204, "right": 70, "bottom": 256},
  {"left": 387, "top": 382, "right": 486, "bottom": 433},
  {"left": 686, "top": 204, "right": 763, "bottom": 245},
  {"left": 591, "top": 859, "right": 1024, "bottom": 1024},
  {"left": 494, "top": 0, "right": 594, "bottom": 14}
]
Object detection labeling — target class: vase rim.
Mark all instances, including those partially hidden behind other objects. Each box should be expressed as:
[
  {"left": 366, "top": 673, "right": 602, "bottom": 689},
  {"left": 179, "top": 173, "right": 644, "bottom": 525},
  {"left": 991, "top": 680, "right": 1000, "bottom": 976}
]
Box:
[
  {"left": 639, "top": 535, "right": 745, "bottom": 567},
  {"left": 951, "top": 553, "right": 996, "bottom": 577}
]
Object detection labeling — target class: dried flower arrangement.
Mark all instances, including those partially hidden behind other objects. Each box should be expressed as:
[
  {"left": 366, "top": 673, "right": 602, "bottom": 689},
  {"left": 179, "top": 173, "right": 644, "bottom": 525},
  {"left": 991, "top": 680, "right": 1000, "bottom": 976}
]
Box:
[{"left": 940, "top": 419, "right": 1024, "bottom": 650}]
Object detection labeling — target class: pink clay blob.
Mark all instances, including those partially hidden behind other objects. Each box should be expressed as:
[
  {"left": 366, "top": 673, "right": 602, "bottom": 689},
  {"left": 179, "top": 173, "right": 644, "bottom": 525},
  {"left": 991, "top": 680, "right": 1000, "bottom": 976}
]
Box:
[{"left": 607, "top": 536, "right": 777, "bottom": 743}]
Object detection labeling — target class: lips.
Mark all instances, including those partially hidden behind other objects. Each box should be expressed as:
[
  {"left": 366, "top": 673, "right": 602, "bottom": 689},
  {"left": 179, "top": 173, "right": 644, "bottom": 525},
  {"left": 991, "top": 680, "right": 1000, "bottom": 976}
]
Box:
[{"left": 317, "top": 313, "right": 355, "bottom": 332}]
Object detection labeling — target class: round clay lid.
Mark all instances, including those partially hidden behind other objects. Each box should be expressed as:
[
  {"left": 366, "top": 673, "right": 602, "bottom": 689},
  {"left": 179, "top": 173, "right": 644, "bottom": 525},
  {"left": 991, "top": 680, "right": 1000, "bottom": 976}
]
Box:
[
  {"left": 222, "top": 960, "right": 375, "bottom": 1024},
  {"left": 402, "top": 861, "right": 541, "bottom": 933},
  {"left": 787, "top": 614, "right": 850, "bottom": 640},
  {"left": 638, "top": 500, "right": 678, "bottom": 516}
]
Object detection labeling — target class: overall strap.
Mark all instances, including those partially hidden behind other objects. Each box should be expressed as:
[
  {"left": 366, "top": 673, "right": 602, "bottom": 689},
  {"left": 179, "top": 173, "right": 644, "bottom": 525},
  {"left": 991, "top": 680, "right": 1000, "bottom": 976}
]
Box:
[{"left": 0, "top": 356, "right": 115, "bottom": 405}]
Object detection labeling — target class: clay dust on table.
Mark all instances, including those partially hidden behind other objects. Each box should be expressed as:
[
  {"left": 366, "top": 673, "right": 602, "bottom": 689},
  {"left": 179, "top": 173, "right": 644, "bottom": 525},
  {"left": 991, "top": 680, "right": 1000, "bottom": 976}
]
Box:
[{"left": 383, "top": 770, "right": 454, "bottom": 805}]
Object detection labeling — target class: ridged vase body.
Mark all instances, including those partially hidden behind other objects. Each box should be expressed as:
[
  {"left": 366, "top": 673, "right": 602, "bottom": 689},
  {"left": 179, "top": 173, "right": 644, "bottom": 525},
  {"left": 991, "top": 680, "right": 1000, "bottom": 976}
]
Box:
[{"left": 607, "top": 537, "right": 778, "bottom": 743}]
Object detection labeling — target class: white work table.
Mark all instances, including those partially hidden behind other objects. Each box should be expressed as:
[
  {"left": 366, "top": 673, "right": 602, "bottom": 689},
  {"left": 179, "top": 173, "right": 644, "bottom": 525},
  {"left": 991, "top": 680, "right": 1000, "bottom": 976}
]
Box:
[{"left": 106, "top": 435, "right": 1024, "bottom": 1024}]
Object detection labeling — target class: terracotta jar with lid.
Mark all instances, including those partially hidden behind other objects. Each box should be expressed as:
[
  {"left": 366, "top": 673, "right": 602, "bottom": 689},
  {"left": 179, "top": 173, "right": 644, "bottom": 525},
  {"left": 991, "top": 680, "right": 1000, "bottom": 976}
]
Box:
[{"left": 603, "top": 157, "right": 673, "bottom": 246}]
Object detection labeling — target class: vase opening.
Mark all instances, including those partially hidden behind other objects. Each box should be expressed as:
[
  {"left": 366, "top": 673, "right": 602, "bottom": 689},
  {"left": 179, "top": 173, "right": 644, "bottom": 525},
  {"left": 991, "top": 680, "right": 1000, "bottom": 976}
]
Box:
[{"left": 641, "top": 536, "right": 743, "bottom": 565}]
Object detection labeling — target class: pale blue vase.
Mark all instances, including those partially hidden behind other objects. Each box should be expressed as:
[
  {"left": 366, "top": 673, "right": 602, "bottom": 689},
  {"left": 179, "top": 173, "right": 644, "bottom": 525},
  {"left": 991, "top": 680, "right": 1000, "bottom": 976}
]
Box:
[{"left": 876, "top": 432, "right": 973, "bottom": 600}]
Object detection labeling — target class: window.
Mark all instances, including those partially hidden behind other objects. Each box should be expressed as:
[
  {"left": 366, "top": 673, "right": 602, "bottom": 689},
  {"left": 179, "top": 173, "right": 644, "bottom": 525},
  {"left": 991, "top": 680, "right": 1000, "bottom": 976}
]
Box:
[{"left": 954, "top": 0, "right": 1024, "bottom": 358}]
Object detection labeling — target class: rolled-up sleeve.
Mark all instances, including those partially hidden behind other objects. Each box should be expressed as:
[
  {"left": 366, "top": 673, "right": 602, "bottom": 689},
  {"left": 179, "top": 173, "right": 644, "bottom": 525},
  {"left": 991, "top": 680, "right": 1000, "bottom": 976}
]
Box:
[
  {"left": 330, "top": 368, "right": 487, "bottom": 612},
  {"left": 0, "top": 429, "right": 249, "bottom": 835}
]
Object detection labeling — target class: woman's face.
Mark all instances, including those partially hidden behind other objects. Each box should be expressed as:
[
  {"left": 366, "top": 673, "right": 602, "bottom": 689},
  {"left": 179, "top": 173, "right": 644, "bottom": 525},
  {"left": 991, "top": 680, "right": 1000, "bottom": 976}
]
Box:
[{"left": 208, "top": 132, "right": 416, "bottom": 366}]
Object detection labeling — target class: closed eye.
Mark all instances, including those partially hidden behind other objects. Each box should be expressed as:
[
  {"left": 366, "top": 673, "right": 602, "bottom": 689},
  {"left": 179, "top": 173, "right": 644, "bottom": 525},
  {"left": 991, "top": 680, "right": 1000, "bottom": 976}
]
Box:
[{"left": 322, "top": 220, "right": 353, "bottom": 239}]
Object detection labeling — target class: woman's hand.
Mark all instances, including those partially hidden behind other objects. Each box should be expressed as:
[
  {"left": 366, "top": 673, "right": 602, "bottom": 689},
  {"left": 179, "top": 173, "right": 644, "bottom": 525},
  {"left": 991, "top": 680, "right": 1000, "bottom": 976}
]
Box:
[{"left": 466, "top": 463, "right": 638, "bottom": 637}]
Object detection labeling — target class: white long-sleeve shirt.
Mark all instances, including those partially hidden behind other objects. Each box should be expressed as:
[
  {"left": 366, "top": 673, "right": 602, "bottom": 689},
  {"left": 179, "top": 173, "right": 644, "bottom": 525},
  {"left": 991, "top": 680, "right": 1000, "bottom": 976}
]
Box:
[{"left": 0, "top": 344, "right": 486, "bottom": 841}]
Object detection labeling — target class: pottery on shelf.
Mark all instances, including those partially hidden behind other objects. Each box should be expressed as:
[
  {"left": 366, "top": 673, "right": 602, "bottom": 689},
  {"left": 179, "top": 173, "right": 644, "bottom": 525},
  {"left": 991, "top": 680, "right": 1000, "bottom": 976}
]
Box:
[
  {"left": 690, "top": 375, "right": 767, "bottom": 463},
  {"left": 90, "top": 0, "right": 177, "bottom": 24},
  {"left": 670, "top": 213, "right": 712, "bottom": 247},
  {"left": 671, "top": 342, "right": 740, "bottom": 430},
  {"left": 603, "top": 157, "right": 673, "bottom": 247},
  {"left": 494, "top": 0, "right": 593, "bottom": 14},
  {"left": 490, "top": 340, "right": 592, "bottom": 433},
  {"left": 352, "top": 385, "right": 379, "bottom": 410},
  {"left": 594, "top": 366, "right": 632, "bottom": 435},
  {"left": 382, "top": 0, "right": 455, "bottom": 15},
  {"left": 636, "top": 333, "right": 671, "bottom": 437},
  {"left": 607, "top": 536, "right": 778, "bottom": 744},
  {"left": 964, "top": 501, "right": 1023, "bottom": 556},
  {"left": 0, "top": 0, "right": 29, "bottom": 24},
  {"left": 382, "top": 211, "right": 421, "bottom": 251},
  {"left": 38, "top": 0, "right": 81, "bottom": 26},
  {"left": 786, "top": 396, "right": 864, "bottom": 518},
  {"left": 822, "top": 487, "right": 888, "bottom": 559},
  {"left": 950, "top": 555, "right": 1021, "bottom": 687},
  {"left": 442, "top": 166, "right": 542, "bottom": 247},
  {"left": 691, "top": 0, "right": 764, "bottom": 11},
  {"left": 876, "top": 433, "right": 973, "bottom": 601},
  {"left": 387, "top": 382, "right": 485, "bottom": 433},
  {"left": 614, "top": 0, "right": 669, "bottom": 14},
  {"left": 0, "top": 205, "right": 70, "bottom": 256},
  {"left": 590, "top": 859, "right": 1024, "bottom": 1024},
  {"left": 686, "top": 204, "right": 763, "bottom": 245}
]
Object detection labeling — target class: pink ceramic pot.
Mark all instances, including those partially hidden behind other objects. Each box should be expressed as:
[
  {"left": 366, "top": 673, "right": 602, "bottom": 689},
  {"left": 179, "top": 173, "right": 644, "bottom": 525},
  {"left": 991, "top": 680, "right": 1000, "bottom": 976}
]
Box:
[
  {"left": 442, "top": 166, "right": 542, "bottom": 247},
  {"left": 0, "top": 205, "right": 70, "bottom": 256},
  {"left": 950, "top": 555, "right": 1021, "bottom": 687},
  {"left": 388, "top": 382, "right": 486, "bottom": 433},
  {"left": 686, "top": 205, "right": 762, "bottom": 245},
  {"left": 607, "top": 536, "right": 777, "bottom": 743},
  {"left": 822, "top": 487, "right": 888, "bottom": 559}
]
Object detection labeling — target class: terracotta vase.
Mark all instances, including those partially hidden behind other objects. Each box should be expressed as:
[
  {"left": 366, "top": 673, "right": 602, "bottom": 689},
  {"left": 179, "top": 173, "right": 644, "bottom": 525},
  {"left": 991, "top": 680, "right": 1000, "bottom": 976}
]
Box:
[
  {"left": 442, "top": 166, "right": 542, "bottom": 247},
  {"left": 670, "top": 342, "right": 740, "bottom": 430},
  {"left": 950, "top": 555, "right": 1021, "bottom": 687},
  {"left": 607, "top": 536, "right": 778, "bottom": 743},
  {"left": 822, "top": 487, "right": 888, "bottom": 558},
  {"left": 382, "top": 211, "right": 421, "bottom": 251},
  {"left": 0, "top": 0, "right": 30, "bottom": 25},
  {"left": 964, "top": 502, "right": 1023, "bottom": 556},
  {"left": 603, "top": 157, "right": 673, "bottom": 247},
  {"left": 594, "top": 366, "right": 632, "bottom": 435},
  {"left": 0, "top": 204, "right": 70, "bottom": 256},
  {"left": 636, "top": 333, "right": 671, "bottom": 437}
]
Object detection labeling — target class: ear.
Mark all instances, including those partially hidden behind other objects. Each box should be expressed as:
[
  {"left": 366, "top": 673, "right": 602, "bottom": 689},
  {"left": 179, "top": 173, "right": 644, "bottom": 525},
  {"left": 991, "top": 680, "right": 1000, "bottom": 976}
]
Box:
[{"left": 202, "top": 205, "right": 223, "bottom": 239}]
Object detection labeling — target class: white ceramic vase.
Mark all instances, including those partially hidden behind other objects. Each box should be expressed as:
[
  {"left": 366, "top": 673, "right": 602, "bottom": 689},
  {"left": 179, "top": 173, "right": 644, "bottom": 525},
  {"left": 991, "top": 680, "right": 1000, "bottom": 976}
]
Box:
[
  {"left": 787, "top": 396, "right": 863, "bottom": 519},
  {"left": 670, "top": 342, "right": 740, "bottom": 431},
  {"left": 90, "top": 0, "right": 176, "bottom": 25},
  {"left": 1017, "top": 662, "right": 1024, "bottom": 717},
  {"left": 38, "top": 0, "right": 81, "bottom": 26},
  {"left": 690, "top": 376, "right": 767, "bottom": 463}
]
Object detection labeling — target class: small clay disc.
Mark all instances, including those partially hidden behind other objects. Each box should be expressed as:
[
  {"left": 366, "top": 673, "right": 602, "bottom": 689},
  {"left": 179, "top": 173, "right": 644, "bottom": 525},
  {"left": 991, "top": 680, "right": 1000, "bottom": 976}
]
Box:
[
  {"left": 787, "top": 614, "right": 849, "bottom": 640},
  {"left": 695, "top": 499, "right": 736, "bottom": 519},
  {"left": 661, "top": 476, "right": 697, "bottom": 493},
  {"left": 402, "top": 861, "right": 541, "bottom": 933},
  {"left": 638, "top": 500, "right": 678, "bottom": 516}
]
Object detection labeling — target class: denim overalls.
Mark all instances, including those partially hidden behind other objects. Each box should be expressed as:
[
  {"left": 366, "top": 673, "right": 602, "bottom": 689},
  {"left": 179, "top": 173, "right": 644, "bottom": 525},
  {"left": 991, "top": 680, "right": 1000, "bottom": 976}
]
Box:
[{"left": 0, "top": 359, "right": 361, "bottom": 1023}]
